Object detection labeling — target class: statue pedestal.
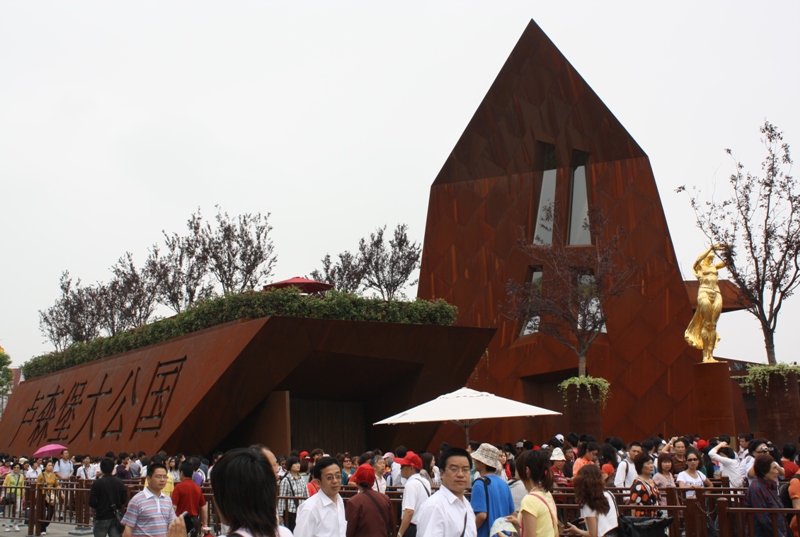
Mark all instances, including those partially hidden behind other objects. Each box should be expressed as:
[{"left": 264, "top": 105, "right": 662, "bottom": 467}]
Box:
[{"left": 694, "top": 361, "right": 736, "bottom": 439}]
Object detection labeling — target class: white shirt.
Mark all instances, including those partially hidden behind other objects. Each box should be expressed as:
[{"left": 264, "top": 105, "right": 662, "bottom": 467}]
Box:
[
  {"left": 225, "top": 526, "right": 291, "bottom": 537},
  {"left": 294, "top": 490, "right": 346, "bottom": 537},
  {"left": 392, "top": 462, "right": 406, "bottom": 487},
  {"left": 580, "top": 491, "right": 618, "bottom": 537},
  {"left": 25, "top": 468, "right": 41, "bottom": 479},
  {"left": 373, "top": 474, "right": 387, "bottom": 494},
  {"left": 402, "top": 473, "right": 432, "bottom": 524},
  {"left": 76, "top": 465, "right": 97, "bottom": 480},
  {"left": 416, "top": 485, "right": 477, "bottom": 537},
  {"left": 676, "top": 471, "right": 705, "bottom": 498},
  {"left": 614, "top": 458, "right": 637, "bottom": 489},
  {"left": 54, "top": 459, "right": 73, "bottom": 479},
  {"left": 708, "top": 445, "right": 743, "bottom": 487}
]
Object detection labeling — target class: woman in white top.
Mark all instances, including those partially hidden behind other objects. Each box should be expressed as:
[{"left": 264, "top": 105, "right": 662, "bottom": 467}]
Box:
[
  {"left": 565, "top": 465, "right": 618, "bottom": 537},
  {"left": 676, "top": 451, "right": 712, "bottom": 498},
  {"left": 708, "top": 441, "right": 743, "bottom": 487}
]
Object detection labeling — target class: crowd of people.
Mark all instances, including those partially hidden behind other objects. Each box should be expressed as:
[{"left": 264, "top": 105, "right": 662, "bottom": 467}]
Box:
[{"left": 2, "top": 431, "right": 800, "bottom": 537}]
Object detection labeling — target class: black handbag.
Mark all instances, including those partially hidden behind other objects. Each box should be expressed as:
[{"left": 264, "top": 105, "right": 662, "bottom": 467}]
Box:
[{"left": 611, "top": 491, "right": 674, "bottom": 537}]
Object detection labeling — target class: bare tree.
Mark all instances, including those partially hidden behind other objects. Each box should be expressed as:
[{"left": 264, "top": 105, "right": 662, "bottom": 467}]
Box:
[
  {"left": 98, "top": 253, "right": 161, "bottom": 336},
  {"left": 310, "top": 251, "right": 365, "bottom": 293},
  {"left": 200, "top": 206, "right": 277, "bottom": 294},
  {"left": 38, "top": 272, "right": 103, "bottom": 351},
  {"left": 359, "top": 224, "right": 422, "bottom": 300},
  {"left": 150, "top": 213, "right": 215, "bottom": 313},
  {"left": 507, "top": 205, "right": 637, "bottom": 376},
  {"left": 679, "top": 120, "right": 797, "bottom": 365}
]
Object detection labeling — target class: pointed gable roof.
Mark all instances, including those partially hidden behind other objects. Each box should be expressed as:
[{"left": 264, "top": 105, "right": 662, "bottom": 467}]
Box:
[{"left": 434, "top": 19, "right": 646, "bottom": 186}]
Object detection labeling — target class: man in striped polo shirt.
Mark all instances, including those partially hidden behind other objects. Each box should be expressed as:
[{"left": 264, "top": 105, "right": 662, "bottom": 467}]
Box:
[{"left": 122, "top": 462, "right": 176, "bottom": 537}]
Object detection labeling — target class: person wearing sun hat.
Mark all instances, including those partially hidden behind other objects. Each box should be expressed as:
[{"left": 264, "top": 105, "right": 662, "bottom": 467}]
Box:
[
  {"left": 345, "top": 464, "right": 396, "bottom": 537},
  {"left": 396, "top": 451, "right": 431, "bottom": 537},
  {"left": 550, "top": 448, "right": 570, "bottom": 487},
  {"left": 470, "top": 444, "right": 514, "bottom": 537}
]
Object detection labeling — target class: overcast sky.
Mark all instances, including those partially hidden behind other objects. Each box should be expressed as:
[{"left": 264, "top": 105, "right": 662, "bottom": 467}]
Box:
[{"left": 2, "top": 1, "right": 799, "bottom": 369}]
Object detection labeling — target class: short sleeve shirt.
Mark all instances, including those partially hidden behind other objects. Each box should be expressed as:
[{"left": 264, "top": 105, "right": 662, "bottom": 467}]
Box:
[
  {"left": 788, "top": 479, "right": 800, "bottom": 537},
  {"left": 121, "top": 488, "right": 177, "bottom": 537},
  {"left": 402, "top": 474, "right": 432, "bottom": 524},
  {"left": 519, "top": 491, "right": 557, "bottom": 537},
  {"left": 580, "top": 491, "right": 618, "bottom": 537}
]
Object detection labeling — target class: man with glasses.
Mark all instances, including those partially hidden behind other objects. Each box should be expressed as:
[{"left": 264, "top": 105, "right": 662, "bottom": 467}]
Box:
[
  {"left": 294, "top": 457, "right": 346, "bottom": 537},
  {"left": 121, "top": 462, "right": 176, "bottom": 537},
  {"left": 416, "top": 448, "right": 477, "bottom": 537}
]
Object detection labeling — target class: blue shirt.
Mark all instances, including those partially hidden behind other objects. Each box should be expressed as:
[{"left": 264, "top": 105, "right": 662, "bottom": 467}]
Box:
[{"left": 470, "top": 474, "right": 515, "bottom": 537}]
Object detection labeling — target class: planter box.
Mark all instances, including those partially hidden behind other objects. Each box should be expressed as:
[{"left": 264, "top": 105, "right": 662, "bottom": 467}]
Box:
[
  {"left": 753, "top": 371, "right": 800, "bottom": 447},
  {"left": 565, "top": 384, "right": 602, "bottom": 439}
]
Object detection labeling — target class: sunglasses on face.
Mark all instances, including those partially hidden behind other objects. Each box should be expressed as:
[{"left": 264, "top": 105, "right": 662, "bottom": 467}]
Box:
[{"left": 687, "top": 458, "right": 699, "bottom": 462}]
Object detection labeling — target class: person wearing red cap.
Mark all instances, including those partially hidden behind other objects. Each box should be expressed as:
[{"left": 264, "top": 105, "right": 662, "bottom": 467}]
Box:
[
  {"left": 396, "top": 451, "right": 431, "bottom": 537},
  {"left": 345, "top": 464, "right": 396, "bottom": 537}
]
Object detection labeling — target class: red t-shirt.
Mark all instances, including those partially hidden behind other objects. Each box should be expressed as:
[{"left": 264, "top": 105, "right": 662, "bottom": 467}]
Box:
[
  {"left": 785, "top": 461, "right": 800, "bottom": 480},
  {"left": 171, "top": 479, "right": 206, "bottom": 517}
]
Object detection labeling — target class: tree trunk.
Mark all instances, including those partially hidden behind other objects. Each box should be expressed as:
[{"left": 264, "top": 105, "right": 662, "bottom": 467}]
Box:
[
  {"left": 764, "top": 330, "right": 777, "bottom": 365},
  {"left": 578, "top": 354, "right": 587, "bottom": 377}
]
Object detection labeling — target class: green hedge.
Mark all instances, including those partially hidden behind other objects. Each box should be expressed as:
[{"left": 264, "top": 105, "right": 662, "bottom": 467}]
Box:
[{"left": 23, "top": 289, "right": 458, "bottom": 379}]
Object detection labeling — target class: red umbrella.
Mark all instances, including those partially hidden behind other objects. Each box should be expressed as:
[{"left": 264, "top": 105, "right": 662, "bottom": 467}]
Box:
[
  {"left": 33, "top": 444, "right": 68, "bottom": 458},
  {"left": 262, "top": 277, "right": 333, "bottom": 294}
]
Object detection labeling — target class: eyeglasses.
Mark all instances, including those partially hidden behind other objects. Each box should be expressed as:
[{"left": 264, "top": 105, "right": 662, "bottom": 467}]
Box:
[
  {"left": 150, "top": 474, "right": 169, "bottom": 480},
  {"left": 687, "top": 458, "right": 699, "bottom": 462},
  {"left": 323, "top": 474, "right": 342, "bottom": 482},
  {"left": 446, "top": 466, "right": 472, "bottom": 475},
  {"left": 343, "top": 459, "right": 351, "bottom": 463}
]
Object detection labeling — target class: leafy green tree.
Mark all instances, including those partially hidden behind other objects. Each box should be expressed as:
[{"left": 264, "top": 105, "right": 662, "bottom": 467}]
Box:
[
  {"left": 199, "top": 206, "right": 278, "bottom": 294},
  {"left": 0, "top": 351, "right": 14, "bottom": 416},
  {"left": 359, "top": 224, "right": 422, "bottom": 300},
  {"left": 310, "top": 251, "right": 366, "bottom": 293}
]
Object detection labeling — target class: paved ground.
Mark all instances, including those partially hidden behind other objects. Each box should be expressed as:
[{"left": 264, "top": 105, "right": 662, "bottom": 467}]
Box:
[{"left": 1, "top": 522, "right": 93, "bottom": 537}]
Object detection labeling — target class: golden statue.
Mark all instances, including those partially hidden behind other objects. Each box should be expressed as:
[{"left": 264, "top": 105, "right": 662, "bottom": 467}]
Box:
[{"left": 685, "top": 244, "right": 730, "bottom": 362}]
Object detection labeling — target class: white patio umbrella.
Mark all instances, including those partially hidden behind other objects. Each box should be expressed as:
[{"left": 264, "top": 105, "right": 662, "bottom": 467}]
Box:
[{"left": 374, "top": 387, "right": 561, "bottom": 444}]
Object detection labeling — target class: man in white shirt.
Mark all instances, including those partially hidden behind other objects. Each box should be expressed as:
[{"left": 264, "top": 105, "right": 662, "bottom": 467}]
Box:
[
  {"left": 397, "top": 451, "right": 432, "bottom": 537},
  {"left": 76, "top": 455, "right": 97, "bottom": 480},
  {"left": 392, "top": 446, "right": 409, "bottom": 487},
  {"left": 416, "top": 447, "right": 477, "bottom": 537},
  {"left": 615, "top": 442, "right": 642, "bottom": 489},
  {"left": 294, "top": 457, "right": 346, "bottom": 537},
  {"left": 54, "top": 450, "right": 73, "bottom": 481}
]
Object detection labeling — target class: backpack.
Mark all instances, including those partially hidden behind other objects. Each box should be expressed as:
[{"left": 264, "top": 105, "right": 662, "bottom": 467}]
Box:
[{"left": 779, "top": 474, "right": 800, "bottom": 510}]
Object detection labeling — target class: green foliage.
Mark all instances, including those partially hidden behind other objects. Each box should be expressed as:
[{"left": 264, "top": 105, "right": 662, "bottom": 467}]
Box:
[
  {"left": 746, "top": 362, "right": 800, "bottom": 395},
  {"left": 558, "top": 375, "right": 611, "bottom": 408},
  {"left": 22, "top": 289, "right": 458, "bottom": 379}
]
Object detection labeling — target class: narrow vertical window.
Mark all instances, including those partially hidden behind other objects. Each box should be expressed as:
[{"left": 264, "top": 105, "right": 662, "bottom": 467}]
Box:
[
  {"left": 578, "top": 274, "right": 606, "bottom": 333},
  {"left": 533, "top": 145, "right": 557, "bottom": 245},
  {"left": 568, "top": 164, "right": 591, "bottom": 245},
  {"left": 520, "top": 269, "right": 543, "bottom": 335}
]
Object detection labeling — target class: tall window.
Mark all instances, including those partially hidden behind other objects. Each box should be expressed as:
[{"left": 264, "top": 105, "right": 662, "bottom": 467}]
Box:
[
  {"left": 520, "top": 268, "right": 543, "bottom": 335},
  {"left": 578, "top": 274, "right": 606, "bottom": 333},
  {"left": 533, "top": 145, "right": 557, "bottom": 245},
  {"left": 568, "top": 153, "right": 591, "bottom": 245}
]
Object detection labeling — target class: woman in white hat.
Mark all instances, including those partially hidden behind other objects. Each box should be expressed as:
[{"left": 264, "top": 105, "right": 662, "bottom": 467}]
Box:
[{"left": 550, "top": 448, "right": 570, "bottom": 487}]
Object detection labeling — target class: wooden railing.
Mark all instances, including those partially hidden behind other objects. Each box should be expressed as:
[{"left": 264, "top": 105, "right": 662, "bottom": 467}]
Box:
[{"left": 4, "top": 477, "right": 800, "bottom": 537}]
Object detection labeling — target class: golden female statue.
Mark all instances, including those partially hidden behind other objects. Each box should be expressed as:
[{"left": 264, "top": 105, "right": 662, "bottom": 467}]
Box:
[{"left": 685, "top": 244, "right": 730, "bottom": 362}]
